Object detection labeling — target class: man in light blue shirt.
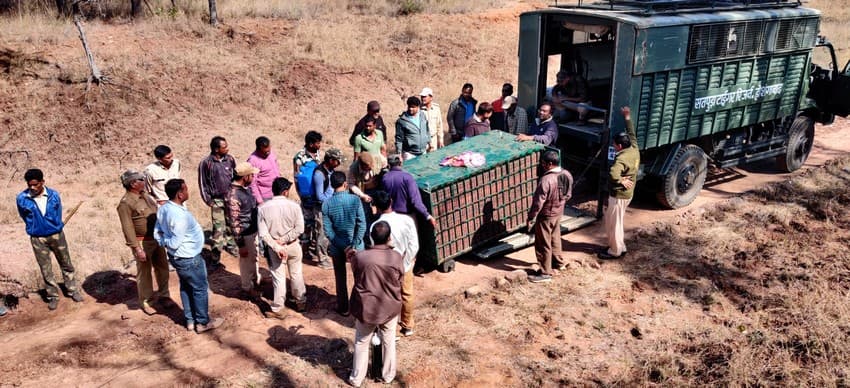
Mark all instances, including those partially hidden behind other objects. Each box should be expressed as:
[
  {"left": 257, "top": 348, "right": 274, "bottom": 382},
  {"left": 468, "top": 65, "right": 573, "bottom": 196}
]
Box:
[{"left": 155, "top": 179, "right": 223, "bottom": 334}]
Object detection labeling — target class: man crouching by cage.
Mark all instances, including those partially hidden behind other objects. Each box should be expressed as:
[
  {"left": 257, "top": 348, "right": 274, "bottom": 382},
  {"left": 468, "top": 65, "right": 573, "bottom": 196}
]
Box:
[
  {"left": 16, "top": 168, "right": 84, "bottom": 310},
  {"left": 527, "top": 151, "right": 573, "bottom": 283}
]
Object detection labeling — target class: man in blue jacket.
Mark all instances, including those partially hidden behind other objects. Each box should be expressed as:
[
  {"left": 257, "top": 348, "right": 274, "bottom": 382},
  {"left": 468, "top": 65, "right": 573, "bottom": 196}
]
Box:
[{"left": 16, "top": 169, "right": 84, "bottom": 311}]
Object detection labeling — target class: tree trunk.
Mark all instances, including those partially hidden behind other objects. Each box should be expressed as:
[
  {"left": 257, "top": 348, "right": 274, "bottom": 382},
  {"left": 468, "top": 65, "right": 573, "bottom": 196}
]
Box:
[
  {"left": 208, "top": 0, "right": 217, "bottom": 26},
  {"left": 73, "top": 13, "right": 104, "bottom": 84},
  {"left": 130, "top": 0, "right": 142, "bottom": 17}
]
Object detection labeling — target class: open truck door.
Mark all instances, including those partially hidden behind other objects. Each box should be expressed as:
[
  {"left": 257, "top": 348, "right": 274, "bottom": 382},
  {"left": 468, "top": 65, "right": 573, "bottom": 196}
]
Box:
[{"left": 810, "top": 38, "right": 850, "bottom": 119}]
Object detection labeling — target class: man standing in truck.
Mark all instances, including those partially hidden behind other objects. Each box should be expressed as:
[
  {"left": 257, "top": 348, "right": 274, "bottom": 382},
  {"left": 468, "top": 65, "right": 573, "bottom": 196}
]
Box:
[{"left": 598, "top": 107, "right": 639, "bottom": 260}]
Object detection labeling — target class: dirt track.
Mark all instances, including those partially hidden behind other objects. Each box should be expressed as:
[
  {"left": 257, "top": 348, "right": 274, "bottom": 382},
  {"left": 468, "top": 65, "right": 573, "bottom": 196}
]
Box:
[{"left": 0, "top": 119, "right": 847, "bottom": 386}]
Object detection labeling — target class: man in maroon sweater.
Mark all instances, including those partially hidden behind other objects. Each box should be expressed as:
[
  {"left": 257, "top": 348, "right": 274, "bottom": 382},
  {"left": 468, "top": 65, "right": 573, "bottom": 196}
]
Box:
[
  {"left": 527, "top": 150, "right": 573, "bottom": 283},
  {"left": 348, "top": 221, "right": 404, "bottom": 386}
]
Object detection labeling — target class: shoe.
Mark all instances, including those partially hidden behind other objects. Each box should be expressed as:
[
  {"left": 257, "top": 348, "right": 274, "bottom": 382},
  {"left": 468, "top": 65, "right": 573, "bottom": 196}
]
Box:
[
  {"left": 264, "top": 310, "right": 288, "bottom": 320},
  {"left": 528, "top": 273, "right": 552, "bottom": 283},
  {"left": 196, "top": 317, "right": 224, "bottom": 333},
  {"left": 317, "top": 259, "right": 334, "bottom": 270},
  {"left": 70, "top": 291, "right": 85, "bottom": 302},
  {"left": 140, "top": 301, "right": 155, "bottom": 315},
  {"left": 225, "top": 246, "right": 239, "bottom": 257},
  {"left": 336, "top": 308, "right": 350, "bottom": 317},
  {"left": 47, "top": 299, "right": 59, "bottom": 310},
  {"left": 186, "top": 322, "right": 195, "bottom": 332},
  {"left": 295, "top": 301, "right": 307, "bottom": 313},
  {"left": 400, "top": 328, "right": 414, "bottom": 337},
  {"left": 554, "top": 261, "right": 567, "bottom": 271},
  {"left": 0, "top": 306, "right": 7, "bottom": 316},
  {"left": 597, "top": 251, "right": 626, "bottom": 260}
]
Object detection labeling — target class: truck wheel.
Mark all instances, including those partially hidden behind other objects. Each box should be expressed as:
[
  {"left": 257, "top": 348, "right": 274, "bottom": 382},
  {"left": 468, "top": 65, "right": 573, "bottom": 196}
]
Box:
[
  {"left": 656, "top": 145, "right": 708, "bottom": 209},
  {"left": 778, "top": 116, "right": 815, "bottom": 173},
  {"left": 438, "top": 259, "right": 456, "bottom": 273}
]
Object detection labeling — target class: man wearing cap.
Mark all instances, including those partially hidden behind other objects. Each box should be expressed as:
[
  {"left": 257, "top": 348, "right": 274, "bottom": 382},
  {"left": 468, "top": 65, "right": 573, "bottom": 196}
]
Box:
[
  {"left": 503, "top": 96, "right": 529, "bottom": 135},
  {"left": 258, "top": 177, "right": 306, "bottom": 319},
  {"left": 309, "top": 148, "right": 344, "bottom": 270},
  {"left": 516, "top": 102, "right": 559, "bottom": 146},
  {"left": 490, "top": 83, "right": 514, "bottom": 131},
  {"left": 247, "top": 136, "right": 281, "bottom": 205},
  {"left": 199, "top": 136, "right": 237, "bottom": 269},
  {"left": 420, "top": 87, "right": 444, "bottom": 150},
  {"left": 155, "top": 179, "right": 224, "bottom": 333},
  {"left": 322, "top": 171, "right": 367, "bottom": 316},
  {"left": 446, "top": 83, "right": 477, "bottom": 142},
  {"left": 349, "top": 101, "right": 387, "bottom": 147},
  {"left": 383, "top": 154, "right": 437, "bottom": 229},
  {"left": 144, "top": 145, "right": 181, "bottom": 206},
  {"left": 16, "top": 168, "right": 84, "bottom": 311},
  {"left": 463, "top": 102, "right": 494, "bottom": 139},
  {"left": 395, "top": 96, "right": 430, "bottom": 161},
  {"left": 348, "top": 152, "right": 383, "bottom": 238},
  {"left": 117, "top": 170, "right": 171, "bottom": 314},
  {"left": 225, "top": 162, "right": 261, "bottom": 298}
]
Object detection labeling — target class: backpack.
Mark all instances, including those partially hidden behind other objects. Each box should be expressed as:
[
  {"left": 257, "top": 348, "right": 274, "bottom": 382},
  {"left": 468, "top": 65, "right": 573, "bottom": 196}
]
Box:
[{"left": 296, "top": 160, "right": 319, "bottom": 198}]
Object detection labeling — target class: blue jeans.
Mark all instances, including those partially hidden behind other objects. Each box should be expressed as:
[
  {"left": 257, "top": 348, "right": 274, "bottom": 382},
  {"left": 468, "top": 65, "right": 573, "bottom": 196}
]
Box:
[{"left": 169, "top": 254, "right": 210, "bottom": 325}]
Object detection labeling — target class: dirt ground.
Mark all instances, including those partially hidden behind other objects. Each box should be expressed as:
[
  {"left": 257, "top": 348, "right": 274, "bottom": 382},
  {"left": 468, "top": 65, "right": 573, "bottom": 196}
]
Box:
[{"left": 3, "top": 0, "right": 850, "bottom": 386}]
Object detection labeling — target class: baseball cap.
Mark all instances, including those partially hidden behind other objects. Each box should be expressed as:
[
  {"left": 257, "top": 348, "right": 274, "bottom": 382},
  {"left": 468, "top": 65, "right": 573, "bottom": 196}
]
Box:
[
  {"left": 235, "top": 162, "right": 260, "bottom": 177},
  {"left": 419, "top": 87, "right": 433, "bottom": 97},
  {"left": 120, "top": 170, "right": 145, "bottom": 186},
  {"left": 503, "top": 96, "right": 517, "bottom": 107},
  {"left": 326, "top": 148, "right": 344, "bottom": 161}
]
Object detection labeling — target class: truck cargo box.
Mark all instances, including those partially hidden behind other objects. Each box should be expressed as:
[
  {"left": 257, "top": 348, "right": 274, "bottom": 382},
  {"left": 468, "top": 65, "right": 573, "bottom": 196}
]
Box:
[{"left": 402, "top": 130, "right": 545, "bottom": 271}]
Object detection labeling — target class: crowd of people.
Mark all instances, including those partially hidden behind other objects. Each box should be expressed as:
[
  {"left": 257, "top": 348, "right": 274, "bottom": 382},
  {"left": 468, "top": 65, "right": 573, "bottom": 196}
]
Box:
[{"left": 8, "top": 82, "right": 638, "bottom": 386}]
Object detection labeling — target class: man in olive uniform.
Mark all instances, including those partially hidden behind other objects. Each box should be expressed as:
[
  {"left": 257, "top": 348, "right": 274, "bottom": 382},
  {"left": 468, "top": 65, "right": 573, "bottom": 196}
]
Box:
[
  {"left": 598, "top": 107, "right": 639, "bottom": 260},
  {"left": 117, "top": 170, "right": 170, "bottom": 315}
]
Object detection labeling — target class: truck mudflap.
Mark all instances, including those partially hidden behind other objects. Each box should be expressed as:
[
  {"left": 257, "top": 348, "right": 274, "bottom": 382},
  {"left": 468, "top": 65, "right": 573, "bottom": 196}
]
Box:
[{"left": 473, "top": 206, "right": 597, "bottom": 260}]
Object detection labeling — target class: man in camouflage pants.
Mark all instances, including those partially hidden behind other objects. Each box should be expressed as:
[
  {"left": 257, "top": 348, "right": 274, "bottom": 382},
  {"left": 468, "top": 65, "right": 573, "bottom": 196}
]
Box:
[
  {"left": 16, "top": 169, "right": 84, "bottom": 311},
  {"left": 199, "top": 136, "right": 237, "bottom": 269}
]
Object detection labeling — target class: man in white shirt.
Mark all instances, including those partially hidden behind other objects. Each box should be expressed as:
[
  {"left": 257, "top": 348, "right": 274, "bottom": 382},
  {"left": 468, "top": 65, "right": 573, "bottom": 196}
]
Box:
[
  {"left": 370, "top": 191, "right": 418, "bottom": 337},
  {"left": 257, "top": 178, "right": 306, "bottom": 319},
  {"left": 144, "top": 145, "right": 181, "bottom": 206}
]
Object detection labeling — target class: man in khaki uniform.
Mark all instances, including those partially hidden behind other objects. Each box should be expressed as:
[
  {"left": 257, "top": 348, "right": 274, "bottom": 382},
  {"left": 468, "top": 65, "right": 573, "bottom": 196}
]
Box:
[
  {"left": 117, "top": 170, "right": 171, "bottom": 314},
  {"left": 599, "top": 106, "right": 639, "bottom": 260},
  {"left": 420, "top": 87, "right": 444, "bottom": 150},
  {"left": 144, "top": 145, "right": 181, "bottom": 206}
]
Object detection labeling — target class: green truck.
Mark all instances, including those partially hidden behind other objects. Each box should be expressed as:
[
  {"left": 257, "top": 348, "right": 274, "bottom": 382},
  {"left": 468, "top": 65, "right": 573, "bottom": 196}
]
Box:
[{"left": 517, "top": 0, "right": 850, "bottom": 209}]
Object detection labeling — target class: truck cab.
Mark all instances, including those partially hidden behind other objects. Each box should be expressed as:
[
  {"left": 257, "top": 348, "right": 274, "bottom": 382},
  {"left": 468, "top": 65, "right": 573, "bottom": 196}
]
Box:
[{"left": 517, "top": 0, "right": 850, "bottom": 210}]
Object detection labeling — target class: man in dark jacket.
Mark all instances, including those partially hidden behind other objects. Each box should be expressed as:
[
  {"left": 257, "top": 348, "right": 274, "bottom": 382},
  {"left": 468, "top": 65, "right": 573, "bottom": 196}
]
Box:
[
  {"left": 198, "top": 136, "right": 237, "bottom": 268},
  {"left": 348, "top": 221, "right": 404, "bottom": 387},
  {"left": 526, "top": 151, "right": 573, "bottom": 283},
  {"left": 349, "top": 100, "right": 387, "bottom": 147},
  {"left": 446, "top": 83, "right": 477, "bottom": 142},
  {"left": 516, "top": 102, "right": 559, "bottom": 146},
  {"left": 225, "top": 162, "right": 261, "bottom": 298},
  {"left": 395, "top": 96, "right": 430, "bottom": 160},
  {"left": 16, "top": 169, "right": 84, "bottom": 310}
]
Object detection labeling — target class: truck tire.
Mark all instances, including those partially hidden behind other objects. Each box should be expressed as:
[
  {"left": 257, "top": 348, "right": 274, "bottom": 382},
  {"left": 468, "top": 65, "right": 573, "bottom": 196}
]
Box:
[
  {"left": 778, "top": 116, "right": 815, "bottom": 173},
  {"left": 656, "top": 145, "right": 708, "bottom": 209},
  {"left": 438, "top": 259, "right": 456, "bottom": 273}
]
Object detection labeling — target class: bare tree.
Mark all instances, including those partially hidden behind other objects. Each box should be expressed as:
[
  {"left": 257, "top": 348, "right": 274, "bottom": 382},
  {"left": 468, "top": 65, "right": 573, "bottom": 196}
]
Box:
[
  {"left": 56, "top": 0, "right": 71, "bottom": 17},
  {"left": 130, "top": 0, "right": 142, "bottom": 17},
  {"left": 208, "top": 0, "right": 217, "bottom": 26},
  {"left": 72, "top": 1, "right": 105, "bottom": 87}
]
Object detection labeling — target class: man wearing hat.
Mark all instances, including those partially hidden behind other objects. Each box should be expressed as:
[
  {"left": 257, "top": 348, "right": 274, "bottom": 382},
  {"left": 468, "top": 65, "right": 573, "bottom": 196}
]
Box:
[
  {"left": 490, "top": 83, "right": 514, "bottom": 131},
  {"left": 503, "top": 96, "right": 529, "bottom": 135},
  {"left": 225, "top": 162, "right": 261, "bottom": 298},
  {"left": 420, "top": 87, "right": 444, "bottom": 151},
  {"left": 349, "top": 100, "right": 387, "bottom": 147},
  {"left": 309, "top": 148, "right": 344, "bottom": 270},
  {"left": 117, "top": 170, "right": 171, "bottom": 314}
]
